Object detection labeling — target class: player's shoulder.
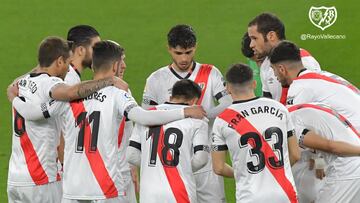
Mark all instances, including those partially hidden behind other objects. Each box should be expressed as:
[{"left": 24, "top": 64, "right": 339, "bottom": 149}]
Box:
[{"left": 147, "top": 65, "right": 170, "bottom": 81}]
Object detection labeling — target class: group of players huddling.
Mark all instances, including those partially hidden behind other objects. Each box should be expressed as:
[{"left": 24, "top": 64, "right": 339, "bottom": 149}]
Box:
[{"left": 6, "top": 12, "right": 360, "bottom": 203}]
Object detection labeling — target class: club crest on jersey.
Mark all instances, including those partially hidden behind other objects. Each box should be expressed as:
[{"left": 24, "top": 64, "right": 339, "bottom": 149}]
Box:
[
  {"left": 198, "top": 82, "right": 206, "bottom": 90},
  {"left": 309, "top": 6, "right": 337, "bottom": 31}
]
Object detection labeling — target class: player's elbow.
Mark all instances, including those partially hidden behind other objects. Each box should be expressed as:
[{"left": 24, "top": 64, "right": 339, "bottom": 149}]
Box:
[{"left": 212, "top": 162, "right": 225, "bottom": 176}]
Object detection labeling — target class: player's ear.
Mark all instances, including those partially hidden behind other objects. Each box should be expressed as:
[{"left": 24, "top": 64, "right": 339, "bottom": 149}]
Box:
[
  {"left": 252, "top": 80, "right": 257, "bottom": 90},
  {"left": 267, "top": 31, "right": 277, "bottom": 42},
  {"left": 77, "top": 46, "right": 86, "bottom": 57},
  {"left": 112, "top": 61, "right": 119, "bottom": 74}
]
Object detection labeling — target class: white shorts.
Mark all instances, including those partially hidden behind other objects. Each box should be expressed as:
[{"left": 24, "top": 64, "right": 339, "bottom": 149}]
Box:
[
  {"left": 316, "top": 178, "right": 360, "bottom": 203},
  {"left": 62, "top": 195, "right": 130, "bottom": 203},
  {"left": 7, "top": 181, "right": 62, "bottom": 203},
  {"left": 194, "top": 170, "right": 226, "bottom": 203},
  {"left": 292, "top": 160, "right": 324, "bottom": 203}
]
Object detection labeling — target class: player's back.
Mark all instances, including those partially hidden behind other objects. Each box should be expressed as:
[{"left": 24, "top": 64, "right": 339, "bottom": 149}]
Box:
[
  {"left": 260, "top": 48, "right": 321, "bottom": 101},
  {"left": 133, "top": 103, "right": 207, "bottom": 203},
  {"left": 289, "top": 103, "right": 360, "bottom": 180},
  {"left": 61, "top": 86, "right": 137, "bottom": 199},
  {"left": 288, "top": 70, "right": 360, "bottom": 132},
  {"left": 213, "top": 97, "right": 297, "bottom": 203},
  {"left": 8, "top": 73, "right": 63, "bottom": 186}
]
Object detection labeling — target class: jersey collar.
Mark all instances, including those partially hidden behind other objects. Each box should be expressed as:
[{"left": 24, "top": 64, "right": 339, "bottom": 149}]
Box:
[
  {"left": 168, "top": 61, "right": 196, "bottom": 80},
  {"left": 232, "top": 97, "right": 260, "bottom": 104}
]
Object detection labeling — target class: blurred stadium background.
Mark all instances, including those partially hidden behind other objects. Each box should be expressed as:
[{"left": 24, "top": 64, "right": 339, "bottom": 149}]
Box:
[{"left": 0, "top": 0, "right": 359, "bottom": 202}]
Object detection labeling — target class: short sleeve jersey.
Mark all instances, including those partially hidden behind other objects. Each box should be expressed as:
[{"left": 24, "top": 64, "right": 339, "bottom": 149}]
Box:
[
  {"left": 129, "top": 103, "right": 209, "bottom": 203},
  {"left": 261, "top": 48, "right": 321, "bottom": 101},
  {"left": 212, "top": 97, "right": 297, "bottom": 203},
  {"left": 287, "top": 69, "right": 360, "bottom": 132},
  {"left": 289, "top": 103, "right": 360, "bottom": 180},
  {"left": 49, "top": 87, "right": 138, "bottom": 199},
  {"left": 8, "top": 73, "right": 64, "bottom": 186}
]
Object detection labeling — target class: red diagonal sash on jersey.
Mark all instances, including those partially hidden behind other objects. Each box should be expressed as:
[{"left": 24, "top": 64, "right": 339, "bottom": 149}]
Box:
[
  {"left": 157, "top": 126, "right": 190, "bottom": 203},
  {"left": 13, "top": 108, "right": 49, "bottom": 185},
  {"left": 118, "top": 118, "right": 126, "bottom": 148},
  {"left": 300, "top": 49, "right": 311, "bottom": 57},
  {"left": 70, "top": 101, "right": 118, "bottom": 198},
  {"left": 194, "top": 64, "right": 212, "bottom": 105},
  {"left": 218, "top": 108, "right": 297, "bottom": 203},
  {"left": 288, "top": 104, "right": 360, "bottom": 138},
  {"left": 294, "top": 72, "right": 360, "bottom": 94},
  {"left": 279, "top": 87, "right": 289, "bottom": 105},
  {"left": 150, "top": 107, "right": 190, "bottom": 203}
]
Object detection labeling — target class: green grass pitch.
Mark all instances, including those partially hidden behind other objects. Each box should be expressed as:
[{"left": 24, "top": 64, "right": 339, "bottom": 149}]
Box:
[{"left": 0, "top": 0, "right": 359, "bottom": 202}]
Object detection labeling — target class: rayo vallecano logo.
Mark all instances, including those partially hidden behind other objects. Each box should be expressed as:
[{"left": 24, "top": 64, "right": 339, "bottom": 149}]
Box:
[{"left": 309, "top": 6, "right": 337, "bottom": 31}]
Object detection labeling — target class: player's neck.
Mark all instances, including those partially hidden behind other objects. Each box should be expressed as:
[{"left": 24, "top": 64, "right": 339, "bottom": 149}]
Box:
[
  {"left": 231, "top": 92, "right": 256, "bottom": 102},
  {"left": 36, "top": 66, "right": 56, "bottom": 76},
  {"left": 171, "top": 62, "right": 193, "bottom": 73},
  {"left": 70, "top": 60, "right": 85, "bottom": 74},
  {"left": 93, "top": 71, "right": 113, "bottom": 81}
]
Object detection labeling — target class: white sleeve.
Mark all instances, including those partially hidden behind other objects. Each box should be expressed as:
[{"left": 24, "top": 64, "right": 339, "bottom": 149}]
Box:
[
  {"left": 211, "top": 67, "right": 228, "bottom": 101},
  {"left": 46, "top": 77, "right": 66, "bottom": 100},
  {"left": 211, "top": 118, "right": 228, "bottom": 151},
  {"left": 287, "top": 85, "right": 314, "bottom": 105},
  {"left": 285, "top": 108, "right": 296, "bottom": 138},
  {"left": 192, "top": 120, "right": 209, "bottom": 172},
  {"left": 127, "top": 124, "right": 143, "bottom": 166},
  {"left": 128, "top": 106, "right": 184, "bottom": 126},
  {"left": 126, "top": 147, "right": 141, "bottom": 167},
  {"left": 206, "top": 95, "right": 232, "bottom": 119},
  {"left": 301, "top": 56, "right": 321, "bottom": 72},
  {"left": 142, "top": 75, "right": 159, "bottom": 108},
  {"left": 290, "top": 113, "right": 308, "bottom": 148},
  {"left": 12, "top": 97, "right": 65, "bottom": 120}
]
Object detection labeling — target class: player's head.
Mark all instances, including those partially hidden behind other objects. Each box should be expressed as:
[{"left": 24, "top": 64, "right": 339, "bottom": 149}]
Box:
[
  {"left": 225, "top": 63, "right": 256, "bottom": 97},
  {"left": 170, "top": 79, "right": 202, "bottom": 105},
  {"left": 92, "top": 40, "right": 125, "bottom": 78},
  {"left": 248, "top": 13, "right": 285, "bottom": 59},
  {"left": 167, "top": 24, "right": 197, "bottom": 71},
  {"left": 269, "top": 41, "right": 303, "bottom": 86},
  {"left": 67, "top": 25, "right": 101, "bottom": 68},
  {"left": 38, "top": 36, "right": 72, "bottom": 80}
]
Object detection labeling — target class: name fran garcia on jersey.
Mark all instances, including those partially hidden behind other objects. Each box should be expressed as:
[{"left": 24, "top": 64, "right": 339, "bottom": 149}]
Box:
[{"left": 227, "top": 105, "right": 284, "bottom": 129}]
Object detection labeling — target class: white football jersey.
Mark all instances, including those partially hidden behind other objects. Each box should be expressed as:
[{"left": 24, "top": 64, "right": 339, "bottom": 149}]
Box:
[
  {"left": 287, "top": 69, "right": 360, "bottom": 132},
  {"left": 142, "top": 62, "right": 227, "bottom": 173},
  {"left": 129, "top": 103, "right": 209, "bottom": 203},
  {"left": 49, "top": 87, "right": 138, "bottom": 200},
  {"left": 64, "top": 64, "right": 81, "bottom": 85},
  {"left": 8, "top": 73, "right": 64, "bottom": 186},
  {"left": 289, "top": 103, "right": 360, "bottom": 180},
  {"left": 212, "top": 97, "right": 297, "bottom": 203},
  {"left": 142, "top": 62, "right": 227, "bottom": 111},
  {"left": 261, "top": 48, "right": 321, "bottom": 103}
]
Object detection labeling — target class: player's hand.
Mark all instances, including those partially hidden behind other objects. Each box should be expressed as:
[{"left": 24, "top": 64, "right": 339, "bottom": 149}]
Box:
[
  {"left": 184, "top": 105, "right": 207, "bottom": 119},
  {"left": 112, "top": 76, "right": 129, "bottom": 91},
  {"left": 7, "top": 82, "right": 19, "bottom": 102},
  {"left": 315, "top": 168, "right": 325, "bottom": 180},
  {"left": 130, "top": 165, "right": 140, "bottom": 194}
]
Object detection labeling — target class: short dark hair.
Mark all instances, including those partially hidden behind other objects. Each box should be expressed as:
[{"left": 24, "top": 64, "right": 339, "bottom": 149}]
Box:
[
  {"left": 167, "top": 24, "right": 196, "bottom": 49},
  {"left": 248, "top": 13, "right": 285, "bottom": 41},
  {"left": 92, "top": 40, "right": 124, "bottom": 72},
  {"left": 171, "top": 79, "right": 202, "bottom": 100},
  {"left": 269, "top": 41, "right": 301, "bottom": 64},
  {"left": 38, "top": 36, "right": 71, "bottom": 67},
  {"left": 226, "top": 63, "right": 253, "bottom": 85},
  {"left": 67, "top": 25, "right": 100, "bottom": 49},
  {"left": 241, "top": 32, "right": 254, "bottom": 58}
]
